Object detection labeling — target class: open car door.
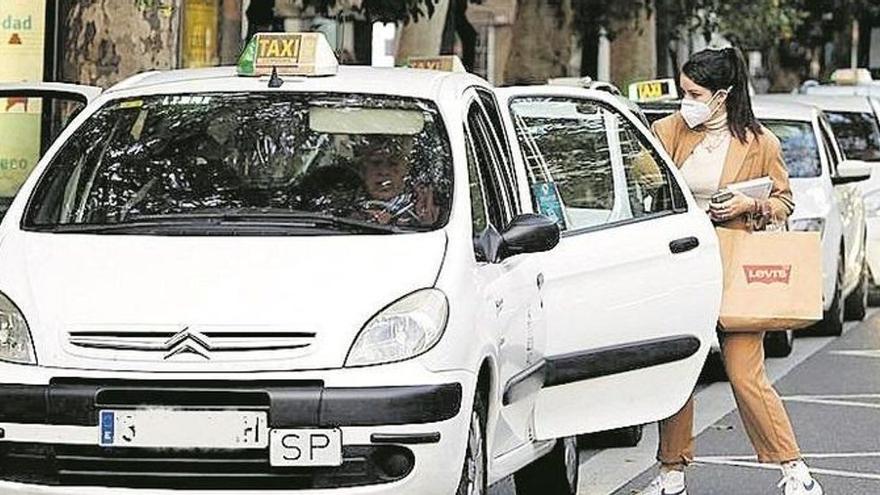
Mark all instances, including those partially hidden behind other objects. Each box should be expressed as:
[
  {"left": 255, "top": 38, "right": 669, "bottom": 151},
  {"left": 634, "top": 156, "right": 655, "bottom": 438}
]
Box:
[
  {"left": 0, "top": 83, "right": 101, "bottom": 219},
  {"left": 495, "top": 86, "right": 721, "bottom": 440}
]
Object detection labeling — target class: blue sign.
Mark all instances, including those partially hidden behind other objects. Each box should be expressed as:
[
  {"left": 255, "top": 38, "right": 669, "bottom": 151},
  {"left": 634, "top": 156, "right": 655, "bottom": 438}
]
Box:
[
  {"left": 531, "top": 182, "right": 566, "bottom": 230},
  {"left": 100, "top": 411, "right": 115, "bottom": 445}
]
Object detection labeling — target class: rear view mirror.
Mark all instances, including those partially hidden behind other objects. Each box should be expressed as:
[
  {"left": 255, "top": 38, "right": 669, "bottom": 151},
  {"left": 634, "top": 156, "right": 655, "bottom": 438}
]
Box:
[
  {"left": 500, "top": 214, "right": 560, "bottom": 259},
  {"left": 833, "top": 159, "right": 873, "bottom": 185}
]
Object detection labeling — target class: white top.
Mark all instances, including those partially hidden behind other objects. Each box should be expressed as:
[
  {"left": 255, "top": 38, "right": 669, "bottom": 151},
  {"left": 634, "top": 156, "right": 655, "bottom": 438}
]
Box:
[{"left": 679, "top": 114, "right": 732, "bottom": 211}]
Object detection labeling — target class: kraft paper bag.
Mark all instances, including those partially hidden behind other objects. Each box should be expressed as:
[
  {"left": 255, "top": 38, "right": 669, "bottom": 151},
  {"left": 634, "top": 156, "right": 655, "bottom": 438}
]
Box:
[{"left": 716, "top": 228, "right": 823, "bottom": 332}]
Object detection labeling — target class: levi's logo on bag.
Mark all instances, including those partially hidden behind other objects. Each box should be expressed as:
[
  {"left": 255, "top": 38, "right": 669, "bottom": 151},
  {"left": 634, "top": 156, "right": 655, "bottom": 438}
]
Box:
[{"left": 743, "top": 265, "right": 792, "bottom": 285}]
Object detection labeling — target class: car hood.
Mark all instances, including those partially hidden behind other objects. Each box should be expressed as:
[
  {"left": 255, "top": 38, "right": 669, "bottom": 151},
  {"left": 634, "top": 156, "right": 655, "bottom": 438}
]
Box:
[{"left": 4, "top": 231, "right": 447, "bottom": 372}]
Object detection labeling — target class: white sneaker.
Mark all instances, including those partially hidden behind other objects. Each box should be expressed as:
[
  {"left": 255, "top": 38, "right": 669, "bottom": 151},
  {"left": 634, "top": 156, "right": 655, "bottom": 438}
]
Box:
[
  {"left": 635, "top": 469, "right": 687, "bottom": 495},
  {"left": 778, "top": 461, "right": 823, "bottom": 495}
]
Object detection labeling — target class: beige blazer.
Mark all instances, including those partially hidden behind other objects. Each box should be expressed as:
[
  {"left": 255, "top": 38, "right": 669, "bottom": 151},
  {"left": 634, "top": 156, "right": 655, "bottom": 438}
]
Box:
[{"left": 652, "top": 112, "right": 795, "bottom": 231}]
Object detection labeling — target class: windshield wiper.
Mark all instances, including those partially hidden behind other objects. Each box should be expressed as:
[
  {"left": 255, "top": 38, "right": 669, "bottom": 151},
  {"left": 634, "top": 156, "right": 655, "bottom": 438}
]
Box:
[{"left": 49, "top": 211, "right": 406, "bottom": 234}]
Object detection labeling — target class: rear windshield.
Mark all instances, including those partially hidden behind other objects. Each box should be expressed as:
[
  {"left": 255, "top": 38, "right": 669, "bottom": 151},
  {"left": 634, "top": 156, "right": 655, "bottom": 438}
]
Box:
[
  {"left": 825, "top": 111, "right": 880, "bottom": 162},
  {"left": 763, "top": 120, "right": 822, "bottom": 178},
  {"left": 23, "top": 93, "right": 453, "bottom": 235}
]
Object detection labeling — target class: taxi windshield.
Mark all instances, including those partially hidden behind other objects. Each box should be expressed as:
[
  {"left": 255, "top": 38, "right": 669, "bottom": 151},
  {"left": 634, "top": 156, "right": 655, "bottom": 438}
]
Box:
[
  {"left": 825, "top": 111, "right": 880, "bottom": 162},
  {"left": 23, "top": 93, "right": 453, "bottom": 235},
  {"left": 763, "top": 120, "right": 821, "bottom": 178}
]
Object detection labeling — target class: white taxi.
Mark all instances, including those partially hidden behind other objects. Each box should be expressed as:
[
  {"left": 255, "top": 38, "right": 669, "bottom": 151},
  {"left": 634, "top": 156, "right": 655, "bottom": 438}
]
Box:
[
  {"left": 0, "top": 34, "right": 720, "bottom": 494},
  {"left": 753, "top": 97, "right": 872, "bottom": 342}
]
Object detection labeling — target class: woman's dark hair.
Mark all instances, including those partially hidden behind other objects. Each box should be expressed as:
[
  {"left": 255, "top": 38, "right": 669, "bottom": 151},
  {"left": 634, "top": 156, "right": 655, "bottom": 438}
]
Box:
[{"left": 682, "top": 47, "right": 762, "bottom": 143}]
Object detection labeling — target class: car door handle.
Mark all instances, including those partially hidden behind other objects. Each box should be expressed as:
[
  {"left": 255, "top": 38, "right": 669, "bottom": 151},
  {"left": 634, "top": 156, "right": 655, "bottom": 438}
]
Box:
[{"left": 669, "top": 236, "right": 699, "bottom": 254}]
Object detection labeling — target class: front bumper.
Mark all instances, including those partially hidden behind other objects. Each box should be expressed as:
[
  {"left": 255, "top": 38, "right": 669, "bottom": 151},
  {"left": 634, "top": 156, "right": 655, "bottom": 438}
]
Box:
[{"left": 0, "top": 367, "right": 473, "bottom": 494}]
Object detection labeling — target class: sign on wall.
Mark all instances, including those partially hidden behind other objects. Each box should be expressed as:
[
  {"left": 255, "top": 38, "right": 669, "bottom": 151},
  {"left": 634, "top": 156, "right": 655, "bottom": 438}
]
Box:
[{"left": 0, "top": 0, "right": 47, "bottom": 201}]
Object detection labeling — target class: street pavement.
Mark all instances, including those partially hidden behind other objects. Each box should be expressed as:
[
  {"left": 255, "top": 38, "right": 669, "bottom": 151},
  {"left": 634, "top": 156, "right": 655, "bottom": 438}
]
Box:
[{"left": 492, "top": 309, "right": 880, "bottom": 495}]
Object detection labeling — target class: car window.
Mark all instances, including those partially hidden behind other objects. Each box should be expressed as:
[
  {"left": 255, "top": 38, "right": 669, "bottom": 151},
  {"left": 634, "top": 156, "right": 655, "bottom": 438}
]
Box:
[
  {"left": 614, "top": 111, "right": 687, "bottom": 216},
  {"left": 763, "top": 120, "right": 822, "bottom": 178},
  {"left": 466, "top": 102, "right": 509, "bottom": 229},
  {"left": 24, "top": 93, "right": 453, "bottom": 234},
  {"left": 511, "top": 96, "right": 685, "bottom": 233},
  {"left": 0, "top": 94, "right": 87, "bottom": 220},
  {"left": 476, "top": 88, "right": 518, "bottom": 210},
  {"left": 825, "top": 110, "right": 880, "bottom": 162},
  {"left": 465, "top": 134, "right": 489, "bottom": 236},
  {"left": 818, "top": 120, "right": 842, "bottom": 172}
]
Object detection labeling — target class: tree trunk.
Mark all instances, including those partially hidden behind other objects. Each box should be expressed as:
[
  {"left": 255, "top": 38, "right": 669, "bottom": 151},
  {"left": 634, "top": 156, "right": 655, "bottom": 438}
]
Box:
[
  {"left": 395, "top": 0, "right": 451, "bottom": 65},
  {"left": 609, "top": 8, "right": 656, "bottom": 91},
  {"left": 59, "top": 0, "right": 181, "bottom": 87},
  {"left": 504, "top": 0, "right": 573, "bottom": 85}
]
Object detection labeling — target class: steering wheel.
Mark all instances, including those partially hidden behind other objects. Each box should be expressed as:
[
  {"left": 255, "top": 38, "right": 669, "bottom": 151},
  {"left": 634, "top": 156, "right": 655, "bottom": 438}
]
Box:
[{"left": 362, "top": 197, "right": 421, "bottom": 222}]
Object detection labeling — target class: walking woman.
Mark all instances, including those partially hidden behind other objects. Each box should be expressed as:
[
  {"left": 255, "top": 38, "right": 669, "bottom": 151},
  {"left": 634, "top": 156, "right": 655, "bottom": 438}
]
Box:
[{"left": 637, "top": 47, "right": 823, "bottom": 495}]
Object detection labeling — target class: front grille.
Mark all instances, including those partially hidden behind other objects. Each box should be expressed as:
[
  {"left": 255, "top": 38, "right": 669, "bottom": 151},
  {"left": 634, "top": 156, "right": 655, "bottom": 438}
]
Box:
[
  {"left": 69, "top": 330, "right": 315, "bottom": 352},
  {"left": 0, "top": 442, "right": 414, "bottom": 490},
  {"left": 65, "top": 328, "right": 316, "bottom": 365}
]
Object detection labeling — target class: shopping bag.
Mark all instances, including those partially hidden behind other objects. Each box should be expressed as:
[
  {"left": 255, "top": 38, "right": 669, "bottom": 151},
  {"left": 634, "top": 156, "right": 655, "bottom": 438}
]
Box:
[{"left": 716, "top": 227, "right": 822, "bottom": 332}]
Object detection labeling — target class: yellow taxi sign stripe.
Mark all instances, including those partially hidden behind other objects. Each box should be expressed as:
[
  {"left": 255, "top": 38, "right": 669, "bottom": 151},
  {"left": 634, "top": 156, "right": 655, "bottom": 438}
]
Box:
[
  {"left": 238, "top": 32, "right": 338, "bottom": 77},
  {"left": 627, "top": 78, "right": 678, "bottom": 103},
  {"left": 407, "top": 56, "right": 466, "bottom": 73}
]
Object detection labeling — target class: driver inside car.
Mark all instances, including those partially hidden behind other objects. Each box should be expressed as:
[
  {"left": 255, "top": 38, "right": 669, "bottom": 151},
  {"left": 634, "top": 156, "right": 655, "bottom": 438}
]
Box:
[{"left": 353, "top": 136, "right": 439, "bottom": 227}]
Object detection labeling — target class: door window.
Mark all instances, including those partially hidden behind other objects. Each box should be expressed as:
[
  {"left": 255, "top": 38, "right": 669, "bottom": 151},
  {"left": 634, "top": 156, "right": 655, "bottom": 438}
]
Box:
[
  {"left": 465, "top": 134, "right": 490, "bottom": 235},
  {"left": 466, "top": 101, "right": 514, "bottom": 229},
  {"left": 510, "top": 97, "right": 622, "bottom": 232},
  {"left": 613, "top": 111, "right": 687, "bottom": 217},
  {"left": 818, "top": 118, "right": 842, "bottom": 174},
  {"left": 0, "top": 92, "right": 88, "bottom": 219}
]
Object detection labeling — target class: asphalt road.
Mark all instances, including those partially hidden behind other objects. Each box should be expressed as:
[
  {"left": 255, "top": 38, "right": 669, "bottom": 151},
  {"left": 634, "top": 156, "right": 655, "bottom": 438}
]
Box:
[{"left": 493, "top": 309, "right": 880, "bottom": 495}]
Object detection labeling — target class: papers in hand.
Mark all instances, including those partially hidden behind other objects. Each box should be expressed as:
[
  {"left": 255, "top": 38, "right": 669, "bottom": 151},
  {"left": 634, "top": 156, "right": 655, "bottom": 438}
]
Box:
[{"left": 722, "top": 177, "right": 773, "bottom": 200}]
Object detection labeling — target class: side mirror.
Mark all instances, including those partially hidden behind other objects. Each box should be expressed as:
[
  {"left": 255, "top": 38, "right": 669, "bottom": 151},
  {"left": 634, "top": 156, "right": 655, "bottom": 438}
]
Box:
[
  {"left": 500, "top": 214, "right": 560, "bottom": 259},
  {"left": 832, "top": 159, "right": 873, "bottom": 185}
]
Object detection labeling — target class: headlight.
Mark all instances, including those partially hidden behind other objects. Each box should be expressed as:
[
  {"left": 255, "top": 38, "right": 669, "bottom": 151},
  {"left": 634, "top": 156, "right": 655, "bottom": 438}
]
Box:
[
  {"left": 345, "top": 289, "right": 448, "bottom": 368},
  {"left": 789, "top": 217, "right": 825, "bottom": 236},
  {"left": 0, "top": 292, "right": 35, "bottom": 365},
  {"left": 864, "top": 191, "right": 880, "bottom": 218}
]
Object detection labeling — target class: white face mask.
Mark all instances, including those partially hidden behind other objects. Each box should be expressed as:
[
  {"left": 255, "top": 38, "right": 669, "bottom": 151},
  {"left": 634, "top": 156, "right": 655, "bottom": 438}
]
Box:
[{"left": 679, "top": 86, "right": 732, "bottom": 129}]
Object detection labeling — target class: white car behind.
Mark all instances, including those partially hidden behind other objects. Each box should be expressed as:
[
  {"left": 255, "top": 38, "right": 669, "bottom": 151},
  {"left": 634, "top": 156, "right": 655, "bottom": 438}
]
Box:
[{"left": 754, "top": 97, "right": 872, "bottom": 338}]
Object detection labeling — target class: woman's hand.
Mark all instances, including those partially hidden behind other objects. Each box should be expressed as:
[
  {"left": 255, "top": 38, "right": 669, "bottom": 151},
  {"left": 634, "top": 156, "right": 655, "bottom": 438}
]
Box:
[{"left": 710, "top": 190, "right": 755, "bottom": 223}]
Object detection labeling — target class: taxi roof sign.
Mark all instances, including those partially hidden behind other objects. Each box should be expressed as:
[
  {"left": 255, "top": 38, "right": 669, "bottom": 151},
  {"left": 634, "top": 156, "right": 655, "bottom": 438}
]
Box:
[
  {"left": 831, "top": 68, "right": 873, "bottom": 86},
  {"left": 237, "top": 32, "right": 338, "bottom": 77},
  {"left": 408, "top": 56, "right": 466, "bottom": 73},
  {"left": 628, "top": 78, "right": 679, "bottom": 103}
]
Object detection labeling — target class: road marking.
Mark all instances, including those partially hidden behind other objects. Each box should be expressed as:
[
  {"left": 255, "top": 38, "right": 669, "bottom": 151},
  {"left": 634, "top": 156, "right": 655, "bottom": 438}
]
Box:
[
  {"left": 577, "top": 310, "right": 877, "bottom": 495},
  {"left": 693, "top": 456, "right": 880, "bottom": 481},
  {"left": 700, "top": 452, "right": 880, "bottom": 460},
  {"left": 829, "top": 349, "right": 880, "bottom": 359},
  {"left": 783, "top": 394, "right": 880, "bottom": 410}
]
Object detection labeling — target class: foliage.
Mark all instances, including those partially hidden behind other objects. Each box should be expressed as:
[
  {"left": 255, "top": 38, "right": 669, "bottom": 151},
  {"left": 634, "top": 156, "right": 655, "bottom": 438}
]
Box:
[{"left": 300, "top": 0, "right": 442, "bottom": 23}]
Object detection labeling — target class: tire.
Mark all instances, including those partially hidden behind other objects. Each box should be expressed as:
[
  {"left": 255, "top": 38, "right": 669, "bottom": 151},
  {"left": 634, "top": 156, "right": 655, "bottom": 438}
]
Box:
[
  {"left": 699, "top": 350, "right": 729, "bottom": 382},
  {"left": 811, "top": 253, "right": 845, "bottom": 336},
  {"left": 455, "top": 391, "right": 487, "bottom": 495},
  {"left": 515, "top": 436, "right": 579, "bottom": 495},
  {"left": 764, "top": 330, "right": 794, "bottom": 358},
  {"left": 844, "top": 259, "right": 868, "bottom": 321},
  {"left": 577, "top": 425, "right": 643, "bottom": 449}
]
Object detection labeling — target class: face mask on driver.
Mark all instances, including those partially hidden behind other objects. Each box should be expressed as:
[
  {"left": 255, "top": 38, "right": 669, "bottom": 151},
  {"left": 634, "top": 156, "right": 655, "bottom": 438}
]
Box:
[{"left": 679, "top": 86, "right": 732, "bottom": 129}]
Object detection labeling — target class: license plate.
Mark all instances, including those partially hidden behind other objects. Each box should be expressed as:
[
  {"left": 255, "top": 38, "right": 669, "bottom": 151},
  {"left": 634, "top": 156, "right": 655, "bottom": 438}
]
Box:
[
  {"left": 99, "top": 409, "right": 268, "bottom": 449},
  {"left": 269, "top": 428, "right": 343, "bottom": 467}
]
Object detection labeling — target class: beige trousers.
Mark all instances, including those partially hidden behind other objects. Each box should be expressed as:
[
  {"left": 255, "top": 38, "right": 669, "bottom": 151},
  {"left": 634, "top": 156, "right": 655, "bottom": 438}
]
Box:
[{"left": 658, "top": 331, "right": 801, "bottom": 465}]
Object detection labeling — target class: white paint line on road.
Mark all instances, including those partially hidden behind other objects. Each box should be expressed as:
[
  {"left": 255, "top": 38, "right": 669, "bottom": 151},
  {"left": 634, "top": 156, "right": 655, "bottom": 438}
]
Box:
[
  {"left": 693, "top": 457, "right": 880, "bottom": 482},
  {"left": 700, "top": 452, "right": 880, "bottom": 460},
  {"left": 783, "top": 394, "right": 880, "bottom": 410},
  {"left": 829, "top": 349, "right": 880, "bottom": 358},
  {"left": 576, "top": 310, "right": 878, "bottom": 495}
]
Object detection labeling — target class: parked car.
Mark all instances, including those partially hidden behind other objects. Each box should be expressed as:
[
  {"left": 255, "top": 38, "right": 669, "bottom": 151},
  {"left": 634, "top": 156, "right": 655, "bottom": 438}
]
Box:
[
  {"left": 754, "top": 97, "right": 872, "bottom": 338},
  {"left": 763, "top": 93, "right": 880, "bottom": 306},
  {"left": 0, "top": 36, "right": 721, "bottom": 495}
]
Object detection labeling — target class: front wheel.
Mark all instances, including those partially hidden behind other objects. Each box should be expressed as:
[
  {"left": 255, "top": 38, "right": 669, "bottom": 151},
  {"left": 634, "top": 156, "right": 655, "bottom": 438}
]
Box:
[
  {"left": 764, "top": 330, "right": 794, "bottom": 358},
  {"left": 455, "top": 391, "right": 487, "bottom": 495},
  {"left": 514, "top": 436, "right": 579, "bottom": 495},
  {"left": 844, "top": 259, "right": 868, "bottom": 321},
  {"left": 811, "top": 253, "right": 845, "bottom": 336}
]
